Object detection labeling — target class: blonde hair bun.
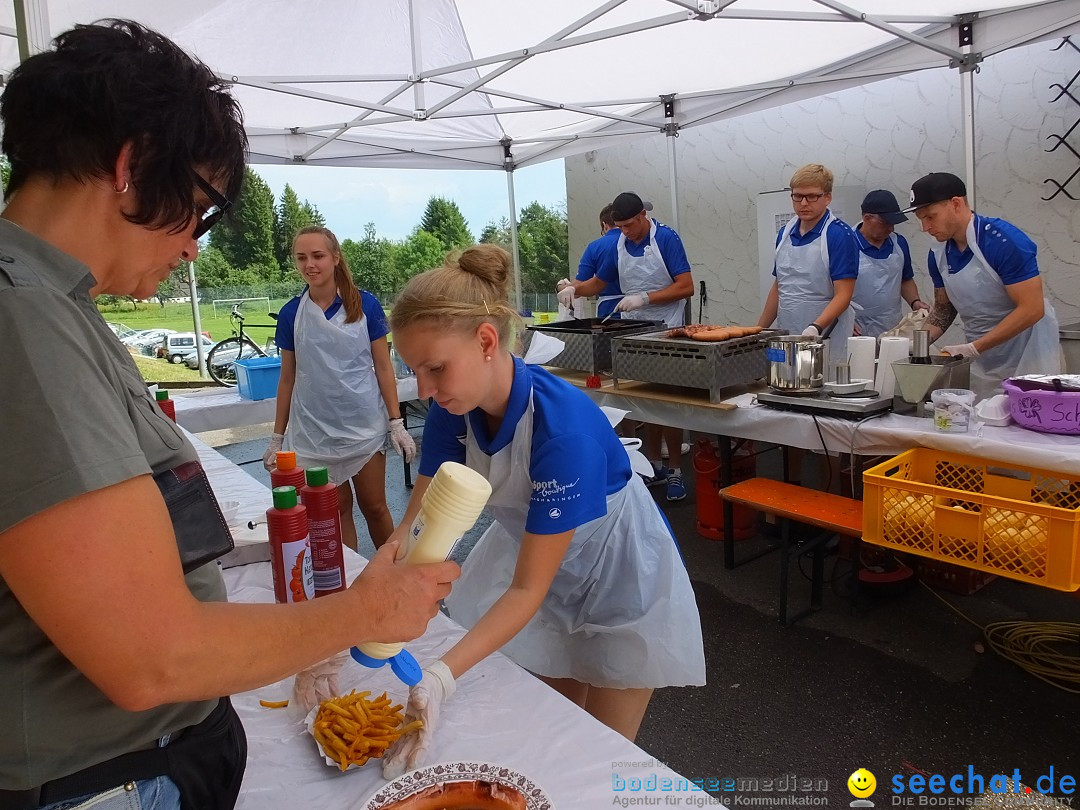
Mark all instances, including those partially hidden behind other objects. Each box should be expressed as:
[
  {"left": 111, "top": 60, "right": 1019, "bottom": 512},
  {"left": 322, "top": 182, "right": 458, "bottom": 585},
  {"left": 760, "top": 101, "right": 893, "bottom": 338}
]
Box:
[{"left": 452, "top": 244, "right": 512, "bottom": 298}]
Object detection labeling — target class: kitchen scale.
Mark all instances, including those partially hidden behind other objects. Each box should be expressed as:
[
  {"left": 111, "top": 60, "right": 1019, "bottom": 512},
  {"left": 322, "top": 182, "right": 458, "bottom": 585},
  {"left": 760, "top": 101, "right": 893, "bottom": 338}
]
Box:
[{"left": 757, "top": 387, "right": 893, "bottom": 418}]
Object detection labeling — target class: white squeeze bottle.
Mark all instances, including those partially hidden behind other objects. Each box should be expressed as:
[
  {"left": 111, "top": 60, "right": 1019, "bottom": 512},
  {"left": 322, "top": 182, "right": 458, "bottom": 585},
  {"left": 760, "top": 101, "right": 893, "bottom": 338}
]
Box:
[{"left": 351, "top": 461, "right": 492, "bottom": 685}]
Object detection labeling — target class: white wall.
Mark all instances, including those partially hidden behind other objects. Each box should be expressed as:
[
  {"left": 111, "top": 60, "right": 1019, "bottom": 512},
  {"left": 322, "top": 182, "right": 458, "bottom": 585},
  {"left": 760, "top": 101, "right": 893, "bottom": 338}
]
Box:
[{"left": 566, "top": 38, "right": 1080, "bottom": 329}]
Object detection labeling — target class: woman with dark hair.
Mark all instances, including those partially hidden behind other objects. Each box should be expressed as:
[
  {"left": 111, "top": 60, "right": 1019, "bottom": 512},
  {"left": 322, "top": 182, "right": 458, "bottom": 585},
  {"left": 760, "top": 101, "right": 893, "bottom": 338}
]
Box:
[
  {"left": 0, "top": 21, "right": 455, "bottom": 810},
  {"left": 265, "top": 225, "right": 414, "bottom": 552}
]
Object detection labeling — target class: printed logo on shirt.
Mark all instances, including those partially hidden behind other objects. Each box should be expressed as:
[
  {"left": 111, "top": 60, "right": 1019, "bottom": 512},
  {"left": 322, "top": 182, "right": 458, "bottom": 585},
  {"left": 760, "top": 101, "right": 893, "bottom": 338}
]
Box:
[
  {"left": 549, "top": 508, "right": 562, "bottom": 519},
  {"left": 532, "top": 477, "right": 580, "bottom": 500}
]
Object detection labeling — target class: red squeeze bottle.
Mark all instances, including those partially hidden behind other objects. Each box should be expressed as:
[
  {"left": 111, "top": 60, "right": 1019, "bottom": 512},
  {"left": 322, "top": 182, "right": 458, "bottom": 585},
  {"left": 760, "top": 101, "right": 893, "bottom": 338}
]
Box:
[
  {"left": 270, "top": 451, "right": 306, "bottom": 491},
  {"left": 300, "top": 466, "right": 346, "bottom": 597},
  {"left": 154, "top": 389, "right": 176, "bottom": 421},
  {"left": 267, "top": 486, "right": 314, "bottom": 604}
]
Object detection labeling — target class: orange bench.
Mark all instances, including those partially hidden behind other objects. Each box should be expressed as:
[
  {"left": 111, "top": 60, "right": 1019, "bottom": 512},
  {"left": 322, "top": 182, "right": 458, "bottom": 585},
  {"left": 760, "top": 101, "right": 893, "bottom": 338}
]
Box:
[{"left": 720, "top": 478, "right": 863, "bottom": 625}]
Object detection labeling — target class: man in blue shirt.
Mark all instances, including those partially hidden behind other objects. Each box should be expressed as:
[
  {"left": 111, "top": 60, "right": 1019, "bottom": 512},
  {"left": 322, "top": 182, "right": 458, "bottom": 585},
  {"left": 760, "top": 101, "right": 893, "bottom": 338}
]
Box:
[
  {"left": 909, "top": 172, "right": 1060, "bottom": 395},
  {"left": 565, "top": 204, "right": 623, "bottom": 319},
  {"left": 851, "top": 189, "right": 929, "bottom": 337},
  {"left": 559, "top": 192, "right": 694, "bottom": 501},
  {"left": 757, "top": 163, "right": 859, "bottom": 375}
]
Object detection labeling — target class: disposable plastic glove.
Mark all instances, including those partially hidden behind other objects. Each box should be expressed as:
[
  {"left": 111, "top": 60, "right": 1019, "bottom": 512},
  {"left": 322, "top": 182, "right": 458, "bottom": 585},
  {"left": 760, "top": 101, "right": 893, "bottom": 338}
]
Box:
[
  {"left": 801, "top": 324, "right": 821, "bottom": 338},
  {"left": 556, "top": 283, "right": 575, "bottom": 309},
  {"left": 382, "top": 660, "right": 456, "bottom": 780},
  {"left": 388, "top": 418, "right": 416, "bottom": 463},
  {"left": 614, "top": 292, "right": 649, "bottom": 313},
  {"left": 293, "top": 650, "right": 350, "bottom": 715},
  {"left": 911, "top": 299, "right": 931, "bottom": 312},
  {"left": 942, "top": 342, "right": 979, "bottom": 358},
  {"left": 262, "top": 433, "right": 285, "bottom": 471}
]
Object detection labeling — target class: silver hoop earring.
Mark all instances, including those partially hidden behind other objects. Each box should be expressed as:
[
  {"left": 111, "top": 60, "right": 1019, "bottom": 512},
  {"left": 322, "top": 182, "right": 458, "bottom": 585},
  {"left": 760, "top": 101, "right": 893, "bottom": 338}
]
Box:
[{"left": 114, "top": 181, "right": 129, "bottom": 194}]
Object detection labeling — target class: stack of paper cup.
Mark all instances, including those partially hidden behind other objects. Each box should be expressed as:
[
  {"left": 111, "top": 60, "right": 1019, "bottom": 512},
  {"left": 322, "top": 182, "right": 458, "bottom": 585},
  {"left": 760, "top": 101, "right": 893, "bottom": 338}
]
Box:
[
  {"left": 847, "top": 336, "right": 876, "bottom": 385},
  {"left": 875, "top": 336, "right": 911, "bottom": 398}
]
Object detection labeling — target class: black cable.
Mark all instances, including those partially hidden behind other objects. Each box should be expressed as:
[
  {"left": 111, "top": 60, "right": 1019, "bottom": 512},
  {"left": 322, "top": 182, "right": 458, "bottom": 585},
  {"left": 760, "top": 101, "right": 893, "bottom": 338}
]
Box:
[{"left": 810, "top": 413, "right": 833, "bottom": 494}]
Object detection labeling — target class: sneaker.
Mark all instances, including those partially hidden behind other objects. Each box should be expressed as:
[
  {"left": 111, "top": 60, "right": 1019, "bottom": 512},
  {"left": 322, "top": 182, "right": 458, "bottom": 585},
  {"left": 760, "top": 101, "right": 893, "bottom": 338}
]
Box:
[
  {"left": 666, "top": 472, "right": 687, "bottom": 502},
  {"left": 641, "top": 466, "right": 668, "bottom": 488},
  {"left": 660, "top": 440, "right": 692, "bottom": 459}
]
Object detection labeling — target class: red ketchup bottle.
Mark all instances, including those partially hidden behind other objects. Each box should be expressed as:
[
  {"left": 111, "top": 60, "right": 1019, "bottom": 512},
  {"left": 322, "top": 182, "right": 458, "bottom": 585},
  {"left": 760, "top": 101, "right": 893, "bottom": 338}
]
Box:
[
  {"left": 270, "top": 450, "right": 306, "bottom": 491},
  {"left": 267, "top": 486, "right": 314, "bottom": 603},
  {"left": 300, "top": 466, "right": 346, "bottom": 597},
  {"left": 154, "top": 389, "right": 176, "bottom": 421}
]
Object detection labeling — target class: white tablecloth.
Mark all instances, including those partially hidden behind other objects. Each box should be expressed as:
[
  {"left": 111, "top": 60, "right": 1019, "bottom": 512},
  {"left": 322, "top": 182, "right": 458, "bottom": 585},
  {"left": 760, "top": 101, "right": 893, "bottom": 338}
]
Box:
[
  {"left": 576, "top": 384, "right": 1080, "bottom": 477},
  {"left": 174, "top": 376, "right": 420, "bottom": 434},
  {"left": 188, "top": 432, "right": 718, "bottom": 810}
]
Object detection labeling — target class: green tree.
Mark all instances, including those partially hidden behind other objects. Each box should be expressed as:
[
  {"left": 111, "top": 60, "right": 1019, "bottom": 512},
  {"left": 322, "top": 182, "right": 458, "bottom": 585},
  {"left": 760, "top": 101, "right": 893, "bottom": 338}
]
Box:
[
  {"left": 301, "top": 201, "right": 326, "bottom": 228},
  {"left": 394, "top": 228, "right": 445, "bottom": 282},
  {"left": 192, "top": 244, "right": 234, "bottom": 289},
  {"left": 273, "top": 184, "right": 307, "bottom": 274},
  {"left": 479, "top": 217, "right": 512, "bottom": 247},
  {"left": 210, "top": 167, "right": 276, "bottom": 278},
  {"left": 0, "top": 154, "right": 9, "bottom": 197},
  {"left": 419, "top": 196, "right": 473, "bottom": 252},
  {"left": 342, "top": 222, "right": 397, "bottom": 294},
  {"left": 517, "top": 202, "right": 568, "bottom": 293}
]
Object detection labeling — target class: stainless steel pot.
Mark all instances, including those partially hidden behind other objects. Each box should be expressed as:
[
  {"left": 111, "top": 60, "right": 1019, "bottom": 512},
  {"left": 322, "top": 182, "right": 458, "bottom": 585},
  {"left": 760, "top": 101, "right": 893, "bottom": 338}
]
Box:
[{"left": 766, "top": 334, "right": 825, "bottom": 391}]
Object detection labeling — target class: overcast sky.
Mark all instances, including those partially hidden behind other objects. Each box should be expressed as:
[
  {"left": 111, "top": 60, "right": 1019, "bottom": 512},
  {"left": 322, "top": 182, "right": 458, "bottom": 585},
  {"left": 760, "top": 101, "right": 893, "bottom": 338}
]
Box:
[{"left": 256, "top": 160, "right": 567, "bottom": 244}]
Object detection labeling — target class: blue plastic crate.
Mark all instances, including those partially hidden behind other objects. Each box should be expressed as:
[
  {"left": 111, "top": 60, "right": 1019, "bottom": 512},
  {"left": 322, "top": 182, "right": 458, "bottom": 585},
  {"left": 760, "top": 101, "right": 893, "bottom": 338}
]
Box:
[{"left": 234, "top": 356, "right": 281, "bottom": 401}]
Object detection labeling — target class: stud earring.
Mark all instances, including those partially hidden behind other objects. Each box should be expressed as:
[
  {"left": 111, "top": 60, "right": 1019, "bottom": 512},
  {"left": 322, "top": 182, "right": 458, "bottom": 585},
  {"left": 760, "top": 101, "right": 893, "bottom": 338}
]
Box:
[{"left": 484, "top": 355, "right": 492, "bottom": 362}]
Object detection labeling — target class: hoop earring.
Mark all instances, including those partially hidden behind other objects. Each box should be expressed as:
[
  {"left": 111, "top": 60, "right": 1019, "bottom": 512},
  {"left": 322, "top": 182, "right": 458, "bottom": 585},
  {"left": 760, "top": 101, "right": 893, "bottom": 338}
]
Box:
[{"left": 114, "top": 181, "right": 129, "bottom": 194}]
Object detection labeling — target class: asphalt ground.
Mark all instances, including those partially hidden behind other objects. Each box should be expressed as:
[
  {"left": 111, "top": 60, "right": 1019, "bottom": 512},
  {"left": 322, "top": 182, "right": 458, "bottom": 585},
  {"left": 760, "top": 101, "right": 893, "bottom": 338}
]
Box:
[{"left": 207, "top": 420, "right": 1080, "bottom": 809}]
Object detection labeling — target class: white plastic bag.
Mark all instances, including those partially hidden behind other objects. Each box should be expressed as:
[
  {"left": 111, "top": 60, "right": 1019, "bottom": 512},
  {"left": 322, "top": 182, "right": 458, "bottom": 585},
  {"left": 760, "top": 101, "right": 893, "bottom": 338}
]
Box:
[{"left": 880, "top": 308, "right": 929, "bottom": 342}]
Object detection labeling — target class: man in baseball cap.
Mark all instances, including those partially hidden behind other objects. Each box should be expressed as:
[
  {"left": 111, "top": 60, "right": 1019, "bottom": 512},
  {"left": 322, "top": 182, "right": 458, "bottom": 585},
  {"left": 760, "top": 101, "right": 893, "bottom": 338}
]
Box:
[
  {"left": 908, "top": 171, "right": 1060, "bottom": 395},
  {"left": 850, "top": 189, "right": 928, "bottom": 337},
  {"left": 558, "top": 190, "right": 694, "bottom": 501}
]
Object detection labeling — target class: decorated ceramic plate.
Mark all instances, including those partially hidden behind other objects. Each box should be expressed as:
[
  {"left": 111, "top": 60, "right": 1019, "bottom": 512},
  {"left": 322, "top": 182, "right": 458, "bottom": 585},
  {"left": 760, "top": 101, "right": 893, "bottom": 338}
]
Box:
[{"left": 361, "top": 761, "right": 554, "bottom": 809}]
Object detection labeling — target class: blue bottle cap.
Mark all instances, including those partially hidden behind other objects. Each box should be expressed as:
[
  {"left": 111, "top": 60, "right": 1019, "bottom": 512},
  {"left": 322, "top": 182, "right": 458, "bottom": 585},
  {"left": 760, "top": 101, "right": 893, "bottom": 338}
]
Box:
[
  {"left": 389, "top": 649, "right": 422, "bottom": 687},
  {"left": 350, "top": 646, "right": 387, "bottom": 670}
]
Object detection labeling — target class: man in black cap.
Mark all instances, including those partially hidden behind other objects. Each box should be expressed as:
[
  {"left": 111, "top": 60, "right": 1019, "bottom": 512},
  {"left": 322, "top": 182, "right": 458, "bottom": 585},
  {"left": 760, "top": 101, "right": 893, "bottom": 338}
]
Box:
[
  {"left": 850, "top": 189, "right": 928, "bottom": 338},
  {"left": 558, "top": 191, "right": 694, "bottom": 501},
  {"left": 908, "top": 171, "right": 1060, "bottom": 395}
]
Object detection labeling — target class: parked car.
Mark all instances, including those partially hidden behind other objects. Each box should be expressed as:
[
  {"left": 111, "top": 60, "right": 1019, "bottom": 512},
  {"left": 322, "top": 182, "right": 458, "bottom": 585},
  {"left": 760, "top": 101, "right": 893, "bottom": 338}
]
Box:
[
  {"left": 122, "top": 329, "right": 176, "bottom": 356},
  {"left": 106, "top": 321, "right": 138, "bottom": 341},
  {"left": 161, "top": 332, "right": 214, "bottom": 364}
]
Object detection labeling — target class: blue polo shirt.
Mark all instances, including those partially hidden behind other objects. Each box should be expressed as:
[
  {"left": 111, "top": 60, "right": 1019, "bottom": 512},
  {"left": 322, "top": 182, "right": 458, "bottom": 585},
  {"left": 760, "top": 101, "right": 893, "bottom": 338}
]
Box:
[
  {"left": 854, "top": 227, "right": 914, "bottom": 280},
  {"left": 275, "top": 289, "right": 389, "bottom": 351},
  {"left": 576, "top": 229, "right": 622, "bottom": 318},
  {"left": 596, "top": 219, "right": 692, "bottom": 286},
  {"left": 774, "top": 211, "right": 859, "bottom": 280},
  {"left": 927, "top": 214, "right": 1039, "bottom": 288},
  {"left": 418, "top": 358, "right": 632, "bottom": 535}
]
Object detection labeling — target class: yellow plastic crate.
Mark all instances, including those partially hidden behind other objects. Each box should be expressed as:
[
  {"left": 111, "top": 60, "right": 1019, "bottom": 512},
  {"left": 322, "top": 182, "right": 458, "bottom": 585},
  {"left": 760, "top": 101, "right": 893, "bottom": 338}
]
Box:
[{"left": 862, "top": 448, "right": 1080, "bottom": 592}]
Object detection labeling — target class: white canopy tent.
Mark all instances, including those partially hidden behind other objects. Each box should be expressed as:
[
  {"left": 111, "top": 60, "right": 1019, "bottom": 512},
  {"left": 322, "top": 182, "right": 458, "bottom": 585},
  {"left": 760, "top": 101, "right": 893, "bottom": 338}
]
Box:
[{"left": 3, "top": 0, "right": 1079, "bottom": 308}]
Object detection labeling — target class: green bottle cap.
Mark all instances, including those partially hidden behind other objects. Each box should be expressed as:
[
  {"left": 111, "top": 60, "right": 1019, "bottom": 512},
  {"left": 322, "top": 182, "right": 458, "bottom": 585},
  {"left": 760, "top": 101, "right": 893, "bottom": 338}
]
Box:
[
  {"left": 155, "top": 390, "right": 170, "bottom": 401},
  {"left": 306, "top": 466, "right": 329, "bottom": 487},
  {"left": 272, "top": 486, "right": 297, "bottom": 509}
]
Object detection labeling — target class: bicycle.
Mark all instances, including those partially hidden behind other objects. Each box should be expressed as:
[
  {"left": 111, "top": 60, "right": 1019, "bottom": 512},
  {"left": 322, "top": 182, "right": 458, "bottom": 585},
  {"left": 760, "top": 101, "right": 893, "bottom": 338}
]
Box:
[{"left": 206, "top": 304, "right": 279, "bottom": 387}]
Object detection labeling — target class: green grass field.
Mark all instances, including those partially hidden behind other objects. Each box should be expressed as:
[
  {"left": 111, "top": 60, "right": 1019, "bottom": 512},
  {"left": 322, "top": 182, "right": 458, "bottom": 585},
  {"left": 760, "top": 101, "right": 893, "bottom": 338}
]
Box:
[{"left": 100, "top": 300, "right": 284, "bottom": 345}]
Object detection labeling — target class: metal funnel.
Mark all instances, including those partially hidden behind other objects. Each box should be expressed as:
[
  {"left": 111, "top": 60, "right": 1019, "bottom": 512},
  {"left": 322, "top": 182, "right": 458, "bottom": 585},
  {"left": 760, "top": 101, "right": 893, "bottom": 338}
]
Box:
[{"left": 892, "top": 356, "right": 971, "bottom": 403}]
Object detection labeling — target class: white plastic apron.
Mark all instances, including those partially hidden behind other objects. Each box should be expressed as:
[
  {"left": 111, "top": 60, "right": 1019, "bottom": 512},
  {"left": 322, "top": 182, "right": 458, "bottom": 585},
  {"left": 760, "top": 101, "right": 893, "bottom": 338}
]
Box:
[
  {"left": 616, "top": 219, "right": 686, "bottom": 327},
  {"left": 774, "top": 211, "right": 855, "bottom": 375},
  {"left": 851, "top": 233, "right": 904, "bottom": 338},
  {"left": 285, "top": 291, "right": 386, "bottom": 483},
  {"left": 933, "top": 216, "right": 1061, "bottom": 398},
  {"left": 444, "top": 388, "right": 706, "bottom": 689}
]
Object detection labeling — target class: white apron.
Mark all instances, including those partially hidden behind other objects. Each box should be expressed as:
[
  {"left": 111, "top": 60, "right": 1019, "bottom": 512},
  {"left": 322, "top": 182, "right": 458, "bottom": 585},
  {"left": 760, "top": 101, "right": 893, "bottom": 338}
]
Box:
[
  {"left": 617, "top": 219, "right": 686, "bottom": 328},
  {"left": 851, "top": 233, "right": 904, "bottom": 338},
  {"left": 933, "top": 216, "right": 1061, "bottom": 398},
  {"left": 774, "top": 211, "right": 855, "bottom": 375},
  {"left": 444, "top": 390, "right": 706, "bottom": 689},
  {"left": 285, "top": 291, "right": 387, "bottom": 483}
]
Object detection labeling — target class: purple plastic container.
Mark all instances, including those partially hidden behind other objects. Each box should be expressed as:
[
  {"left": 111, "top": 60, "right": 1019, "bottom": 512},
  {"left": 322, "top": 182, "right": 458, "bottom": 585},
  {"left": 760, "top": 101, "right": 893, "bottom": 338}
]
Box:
[{"left": 1002, "top": 378, "right": 1080, "bottom": 435}]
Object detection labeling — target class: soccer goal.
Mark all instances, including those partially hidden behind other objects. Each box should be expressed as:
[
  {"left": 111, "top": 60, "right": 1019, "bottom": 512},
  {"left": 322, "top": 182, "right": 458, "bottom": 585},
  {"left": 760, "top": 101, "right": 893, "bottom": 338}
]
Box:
[{"left": 211, "top": 297, "right": 271, "bottom": 319}]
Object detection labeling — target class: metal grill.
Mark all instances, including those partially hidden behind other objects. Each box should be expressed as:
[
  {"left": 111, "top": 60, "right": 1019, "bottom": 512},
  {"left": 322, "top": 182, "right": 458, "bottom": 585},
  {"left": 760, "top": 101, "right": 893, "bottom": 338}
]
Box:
[
  {"left": 523, "top": 318, "right": 662, "bottom": 373},
  {"left": 611, "top": 329, "right": 782, "bottom": 403}
]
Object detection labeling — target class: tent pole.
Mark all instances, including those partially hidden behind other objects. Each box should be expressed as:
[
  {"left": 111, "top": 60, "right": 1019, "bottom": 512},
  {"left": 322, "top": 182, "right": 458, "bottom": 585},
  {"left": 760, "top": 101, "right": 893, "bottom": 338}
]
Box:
[
  {"left": 957, "top": 14, "right": 978, "bottom": 205},
  {"left": 187, "top": 262, "right": 209, "bottom": 379},
  {"left": 501, "top": 139, "right": 523, "bottom": 312},
  {"left": 506, "top": 170, "right": 523, "bottom": 313},
  {"left": 661, "top": 94, "right": 680, "bottom": 230}
]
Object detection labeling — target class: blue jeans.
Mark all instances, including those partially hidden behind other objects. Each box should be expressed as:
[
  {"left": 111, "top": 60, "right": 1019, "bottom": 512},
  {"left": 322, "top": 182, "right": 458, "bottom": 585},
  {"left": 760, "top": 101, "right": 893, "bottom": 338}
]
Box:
[{"left": 39, "top": 776, "right": 180, "bottom": 810}]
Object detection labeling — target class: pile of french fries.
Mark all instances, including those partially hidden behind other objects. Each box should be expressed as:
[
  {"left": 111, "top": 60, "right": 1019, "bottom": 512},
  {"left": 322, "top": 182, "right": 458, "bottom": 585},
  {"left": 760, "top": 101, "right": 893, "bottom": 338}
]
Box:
[{"left": 312, "top": 690, "right": 422, "bottom": 771}]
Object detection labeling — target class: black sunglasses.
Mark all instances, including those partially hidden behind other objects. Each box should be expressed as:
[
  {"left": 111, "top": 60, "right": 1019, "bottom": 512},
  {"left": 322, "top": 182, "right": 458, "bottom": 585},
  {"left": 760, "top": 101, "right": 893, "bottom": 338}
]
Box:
[{"left": 192, "top": 174, "right": 232, "bottom": 239}]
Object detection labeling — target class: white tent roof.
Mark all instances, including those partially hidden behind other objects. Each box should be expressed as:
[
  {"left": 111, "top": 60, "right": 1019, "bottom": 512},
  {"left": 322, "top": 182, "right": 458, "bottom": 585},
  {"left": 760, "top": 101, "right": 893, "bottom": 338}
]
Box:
[{"left": 2, "top": 0, "right": 1079, "bottom": 171}]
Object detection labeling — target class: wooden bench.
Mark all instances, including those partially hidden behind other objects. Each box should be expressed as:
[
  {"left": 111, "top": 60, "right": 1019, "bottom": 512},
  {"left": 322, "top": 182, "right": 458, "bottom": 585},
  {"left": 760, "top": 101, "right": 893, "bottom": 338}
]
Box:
[{"left": 720, "top": 478, "right": 863, "bottom": 626}]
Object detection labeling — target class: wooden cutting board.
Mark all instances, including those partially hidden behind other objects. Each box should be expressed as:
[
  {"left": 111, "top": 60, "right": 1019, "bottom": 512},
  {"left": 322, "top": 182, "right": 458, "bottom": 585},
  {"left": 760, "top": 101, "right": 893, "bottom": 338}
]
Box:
[{"left": 544, "top": 368, "right": 738, "bottom": 411}]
